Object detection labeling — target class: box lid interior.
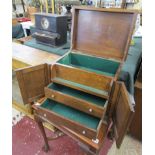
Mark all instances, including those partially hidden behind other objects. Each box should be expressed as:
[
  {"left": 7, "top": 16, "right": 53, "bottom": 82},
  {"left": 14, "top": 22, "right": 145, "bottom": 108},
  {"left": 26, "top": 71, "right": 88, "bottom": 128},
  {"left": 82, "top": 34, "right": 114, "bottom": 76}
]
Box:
[{"left": 71, "top": 7, "right": 137, "bottom": 62}]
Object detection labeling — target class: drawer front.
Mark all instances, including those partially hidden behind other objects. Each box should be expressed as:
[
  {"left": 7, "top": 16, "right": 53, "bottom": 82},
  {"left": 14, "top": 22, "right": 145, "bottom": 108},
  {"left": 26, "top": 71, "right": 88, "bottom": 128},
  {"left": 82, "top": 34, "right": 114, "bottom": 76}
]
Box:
[
  {"left": 51, "top": 64, "right": 113, "bottom": 98},
  {"left": 37, "top": 106, "right": 98, "bottom": 139},
  {"left": 45, "top": 87, "right": 107, "bottom": 118}
]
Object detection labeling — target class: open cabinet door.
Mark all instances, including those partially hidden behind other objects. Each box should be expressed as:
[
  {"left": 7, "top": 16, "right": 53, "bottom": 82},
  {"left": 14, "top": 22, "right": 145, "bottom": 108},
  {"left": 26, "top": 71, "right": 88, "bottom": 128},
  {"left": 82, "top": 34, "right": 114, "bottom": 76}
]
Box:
[
  {"left": 15, "top": 64, "right": 51, "bottom": 104},
  {"left": 112, "top": 82, "right": 134, "bottom": 148}
]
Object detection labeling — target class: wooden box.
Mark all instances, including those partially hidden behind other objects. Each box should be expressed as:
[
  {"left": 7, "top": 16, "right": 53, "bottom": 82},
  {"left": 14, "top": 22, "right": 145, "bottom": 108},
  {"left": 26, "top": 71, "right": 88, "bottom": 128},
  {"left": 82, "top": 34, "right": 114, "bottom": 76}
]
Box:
[
  {"left": 57, "top": 7, "right": 137, "bottom": 79},
  {"left": 16, "top": 6, "right": 137, "bottom": 155}
]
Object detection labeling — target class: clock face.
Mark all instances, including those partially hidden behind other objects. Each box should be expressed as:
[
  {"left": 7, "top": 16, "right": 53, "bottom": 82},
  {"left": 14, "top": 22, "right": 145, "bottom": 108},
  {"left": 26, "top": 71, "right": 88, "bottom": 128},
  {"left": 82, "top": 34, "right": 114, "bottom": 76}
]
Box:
[{"left": 41, "top": 17, "right": 50, "bottom": 30}]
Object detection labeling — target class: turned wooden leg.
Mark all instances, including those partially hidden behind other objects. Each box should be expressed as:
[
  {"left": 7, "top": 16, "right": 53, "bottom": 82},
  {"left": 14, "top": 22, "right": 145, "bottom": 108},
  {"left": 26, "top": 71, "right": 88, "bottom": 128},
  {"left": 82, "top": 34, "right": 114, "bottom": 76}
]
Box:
[
  {"left": 34, "top": 114, "right": 50, "bottom": 152},
  {"left": 79, "top": 143, "right": 97, "bottom": 155},
  {"left": 84, "top": 151, "right": 93, "bottom": 155},
  {"left": 83, "top": 150, "right": 98, "bottom": 155}
]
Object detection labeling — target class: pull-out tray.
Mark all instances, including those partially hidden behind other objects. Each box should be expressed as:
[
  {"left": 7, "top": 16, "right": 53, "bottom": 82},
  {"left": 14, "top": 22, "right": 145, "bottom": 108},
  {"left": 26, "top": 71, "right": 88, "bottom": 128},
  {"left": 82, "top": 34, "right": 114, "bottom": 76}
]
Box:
[
  {"left": 51, "top": 64, "right": 113, "bottom": 99},
  {"left": 45, "top": 83, "right": 108, "bottom": 118},
  {"left": 37, "top": 98, "right": 107, "bottom": 140},
  {"left": 57, "top": 52, "right": 120, "bottom": 77}
]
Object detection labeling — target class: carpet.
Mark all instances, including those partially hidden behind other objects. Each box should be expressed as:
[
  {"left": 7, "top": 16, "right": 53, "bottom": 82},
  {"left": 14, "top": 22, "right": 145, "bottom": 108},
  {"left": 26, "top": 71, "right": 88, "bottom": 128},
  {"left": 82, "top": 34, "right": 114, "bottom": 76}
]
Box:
[{"left": 12, "top": 116, "right": 113, "bottom": 155}]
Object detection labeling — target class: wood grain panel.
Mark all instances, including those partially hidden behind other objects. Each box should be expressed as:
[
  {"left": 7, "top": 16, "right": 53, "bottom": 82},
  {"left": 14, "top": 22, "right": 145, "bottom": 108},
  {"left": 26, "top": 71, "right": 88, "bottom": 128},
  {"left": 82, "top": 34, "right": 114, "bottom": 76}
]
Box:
[
  {"left": 113, "top": 82, "right": 134, "bottom": 148},
  {"left": 16, "top": 64, "right": 50, "bottom": 104},
  {"left": 51, "top": 64, "right": 113, "bottom": 94},
  {"left": 71, "top": 7, "right": 138, "bottom": 61}
]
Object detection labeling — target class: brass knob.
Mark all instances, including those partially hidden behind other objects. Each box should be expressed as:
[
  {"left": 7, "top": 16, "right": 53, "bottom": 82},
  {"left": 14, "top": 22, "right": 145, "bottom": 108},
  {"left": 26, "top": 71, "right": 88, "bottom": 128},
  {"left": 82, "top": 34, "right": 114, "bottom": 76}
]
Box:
[
  {"left": 89, "top": 109, "right": 93, "bottom": 112},
  {"left": 44, "top": 114, "right": 46, "bottom": 117},
  {"left": 82, "top": 130, "right": 86, "bottom": 135},
  {"left": 51, "top": 94, "right": 55, "bottom": 98}
]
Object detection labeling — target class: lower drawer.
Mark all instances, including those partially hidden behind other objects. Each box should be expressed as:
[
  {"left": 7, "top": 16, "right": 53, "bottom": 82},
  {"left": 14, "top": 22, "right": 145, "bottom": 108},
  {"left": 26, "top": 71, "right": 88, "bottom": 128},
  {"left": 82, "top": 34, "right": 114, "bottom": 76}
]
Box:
[
  {"left": 37, "top": 98, "right": 107, "bottom": 140},
  {"left": 45, "top": 83, "right": 108, "bottom": 118}
]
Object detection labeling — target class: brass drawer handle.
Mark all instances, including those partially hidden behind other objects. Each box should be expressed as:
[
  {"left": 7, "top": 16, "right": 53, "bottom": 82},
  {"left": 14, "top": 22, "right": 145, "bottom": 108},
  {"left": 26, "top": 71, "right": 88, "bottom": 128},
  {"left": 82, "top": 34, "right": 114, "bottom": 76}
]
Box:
[
  {"left": 82, "top": 130, "right": 86, "bottom": 135},
  {"left": 51, "top": 94, "right": 55, "bottom": 98},
  {"left": 89, "top": 108, "right": 93, "bottom": 113},
  {"left": 92, "top": 139, "right": 99, "bottom": 144}
]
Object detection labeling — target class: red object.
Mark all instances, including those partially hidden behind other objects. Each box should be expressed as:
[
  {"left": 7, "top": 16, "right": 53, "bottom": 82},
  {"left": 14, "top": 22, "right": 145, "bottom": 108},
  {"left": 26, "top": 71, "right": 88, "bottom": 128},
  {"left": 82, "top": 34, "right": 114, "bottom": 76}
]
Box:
[
  {"left": 12, "top": 116, "right": 113, "bottom": 155},
  {"left": 17, "top": 18, "right": 31, "bottom": 22}
]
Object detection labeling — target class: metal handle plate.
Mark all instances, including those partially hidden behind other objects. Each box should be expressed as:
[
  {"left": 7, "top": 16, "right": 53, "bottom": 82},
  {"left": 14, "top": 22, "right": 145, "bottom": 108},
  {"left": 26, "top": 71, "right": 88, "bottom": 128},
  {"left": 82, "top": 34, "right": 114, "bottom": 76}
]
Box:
[
  {"left": 89, "top": 108, "right": 93, "bottom": 112},
  {"left": 51, "top": 94, "right": 55, "bottom": 98}
]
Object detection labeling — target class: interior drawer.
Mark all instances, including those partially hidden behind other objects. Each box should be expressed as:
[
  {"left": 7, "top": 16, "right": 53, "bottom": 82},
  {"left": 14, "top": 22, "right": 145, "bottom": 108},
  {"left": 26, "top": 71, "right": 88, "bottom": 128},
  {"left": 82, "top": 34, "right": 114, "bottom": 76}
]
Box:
[
  {"left": 45, "top": 83, "right": 108, "bottom": 118},
  {"left": 51, "top": 64, "right": 113, "bottom": 99},
  {"left": 37, "top": 98, "right": 107, "bottom": 140}
]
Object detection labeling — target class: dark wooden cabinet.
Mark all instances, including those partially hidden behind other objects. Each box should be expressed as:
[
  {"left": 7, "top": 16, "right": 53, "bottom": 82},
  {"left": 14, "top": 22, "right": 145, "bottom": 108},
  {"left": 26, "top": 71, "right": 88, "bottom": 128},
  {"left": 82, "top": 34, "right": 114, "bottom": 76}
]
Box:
[
  {"left": 32, "top": 13, "right": 68, "bottom": 46},
  {"left": 15, "top": 7, "right": 138, "bottom": 155}
]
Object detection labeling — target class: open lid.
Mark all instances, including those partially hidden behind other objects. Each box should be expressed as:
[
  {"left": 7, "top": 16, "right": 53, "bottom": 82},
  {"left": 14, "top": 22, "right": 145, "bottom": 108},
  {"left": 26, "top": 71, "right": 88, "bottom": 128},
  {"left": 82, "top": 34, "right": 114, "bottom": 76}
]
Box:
[{"left": 71, "top": 6, "right": 138, "bottom": 62}]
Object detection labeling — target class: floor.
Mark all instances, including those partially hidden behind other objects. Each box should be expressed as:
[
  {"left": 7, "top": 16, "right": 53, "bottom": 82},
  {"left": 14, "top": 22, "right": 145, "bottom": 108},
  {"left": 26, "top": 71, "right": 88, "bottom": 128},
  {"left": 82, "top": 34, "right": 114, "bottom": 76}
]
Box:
[
  {"left": 12, "top": 72, "right": 23, "bottom": 105},
  {"left": 107, "top": 136, "right": 141, "bottom": 155},
  {"left": 12, "top": 107, "right": 142, "bottom": 155},
  {"left": 12, "top": 108, "right": 112, "bottom": 155}
]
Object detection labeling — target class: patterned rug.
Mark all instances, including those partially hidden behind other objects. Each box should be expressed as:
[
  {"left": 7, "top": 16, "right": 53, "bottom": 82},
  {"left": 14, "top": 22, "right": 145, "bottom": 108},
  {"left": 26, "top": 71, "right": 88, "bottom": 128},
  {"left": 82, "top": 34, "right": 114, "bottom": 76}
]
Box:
[{"left": 12, "top": 115, "right": 113, "bottom": 155}]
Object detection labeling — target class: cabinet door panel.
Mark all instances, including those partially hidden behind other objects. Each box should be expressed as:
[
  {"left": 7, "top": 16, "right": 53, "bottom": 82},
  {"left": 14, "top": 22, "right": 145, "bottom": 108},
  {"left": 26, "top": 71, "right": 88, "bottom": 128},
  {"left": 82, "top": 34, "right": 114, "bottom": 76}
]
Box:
[
  {"left": 113, "top": 82, "right": 134, "bottom": 148},
  {"left": 16, "top": 64, "right": 50, "bottom": 104}
]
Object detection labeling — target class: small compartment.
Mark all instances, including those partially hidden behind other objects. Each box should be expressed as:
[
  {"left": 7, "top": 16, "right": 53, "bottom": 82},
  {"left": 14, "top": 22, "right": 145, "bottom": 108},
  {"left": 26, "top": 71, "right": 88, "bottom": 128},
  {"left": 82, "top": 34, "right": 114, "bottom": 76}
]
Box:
[
  {"left": 57, "top": 53, "right": 120, "bottom": 77},
  {"left": 45, "top": 83, "right": 108, "bottom": 118},
  {"left": 38, "top": 98, "right": 105, "bottom": 139}
]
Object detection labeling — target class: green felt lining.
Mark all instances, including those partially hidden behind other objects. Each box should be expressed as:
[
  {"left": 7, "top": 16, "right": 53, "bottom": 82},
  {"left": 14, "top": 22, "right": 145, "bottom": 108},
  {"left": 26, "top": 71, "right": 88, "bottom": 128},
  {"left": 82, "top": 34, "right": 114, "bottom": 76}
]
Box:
[
  {"left": 58, "top": 53, "right": 120, "bottom": 76},
  {"left": 41, "top": 99, "right": 100, "bottom": 129},
  {"left": 53, "top": 78, "right": 108, "bottom": 97},
  {"left": 48, "top": 83, "right": 107, "bottom": 107}
]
